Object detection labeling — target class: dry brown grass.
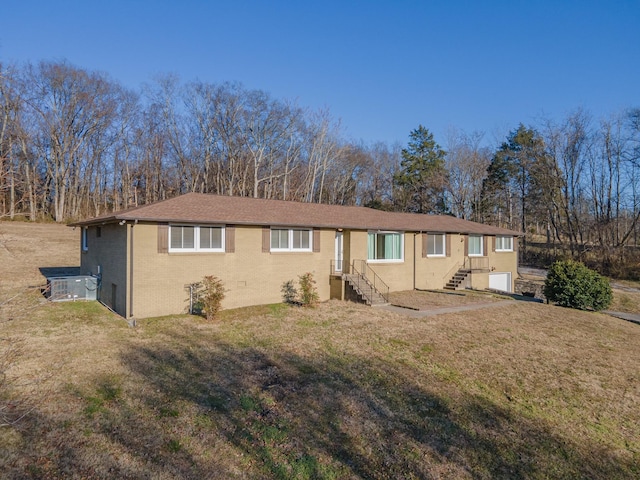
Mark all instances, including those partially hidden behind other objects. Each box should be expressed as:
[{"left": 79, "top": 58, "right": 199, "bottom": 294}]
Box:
[
  {"left": 0, "top": 221, "right": 79, "bottom": 289},
  {"left": 1, "top": 222, "right": 639, "bottom": 479},
  {"left": 389, "top": 289, "right": 502, "bottom": 310},
  {"left": 610, "top": 287, "right": 640, "bottom": 313}
]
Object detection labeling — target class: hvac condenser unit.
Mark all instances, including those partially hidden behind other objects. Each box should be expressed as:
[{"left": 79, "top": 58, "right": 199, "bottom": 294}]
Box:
[{"left": 47, "top": 276, "right": 98, "bottom": 302}]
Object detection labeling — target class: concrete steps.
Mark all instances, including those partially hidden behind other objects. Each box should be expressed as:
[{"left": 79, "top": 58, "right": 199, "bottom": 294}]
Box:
[
  {"left": 444, "top": 269, "right": 470, "bottom": 291},
  {"left": 343, "top": 273, "right": 388, "bottom": 306}
]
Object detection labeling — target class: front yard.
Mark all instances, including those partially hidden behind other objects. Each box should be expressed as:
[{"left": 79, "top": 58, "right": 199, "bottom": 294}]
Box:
[{"left": 1, "top": 221, "right": 639, "bottom": 478}]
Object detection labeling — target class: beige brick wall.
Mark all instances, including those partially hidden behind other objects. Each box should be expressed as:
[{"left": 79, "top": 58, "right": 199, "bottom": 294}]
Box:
[
  {"left": 345, "top": 231, "right": 518, "bottom": 293},
  {"left": 131, "top": 223, "right": 336, "bottom": 318},
  {"left": 83, "top": 222, "right": 519, "bottom": 318}
]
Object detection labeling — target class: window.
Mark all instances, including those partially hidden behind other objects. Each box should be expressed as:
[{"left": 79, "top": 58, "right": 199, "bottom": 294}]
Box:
[
  {"left": 200, "top": 226, "right": 223, "bottom": 250},
  {"left": 171, "top": 225, "right": 195, "bottom": 250},
  {"left": 271, "top": 229, "right": 289, "bottom": 250},
  {"left": 81, "top": 227, "right": 88, "bottom": 252},
  {"left": 271, "top": 228, "right": 312, "bottom": 252},
  {"left": 169, "top": 225, "right": 224, "bottom": 252},
  {"left": 495, "top": 235, "right": 513, "bottom": 252},
  {"left": 468, "top": 234, "right": 483, "bottom": 256},
  {"left": 427, "top": 233, "right": 445, "bottom": 256},
  {"left": 292, "top": 229, "right": 310, "bottom": 249},
  {"left": 368, "top": 231, "right": 403, "bottom": 262}
]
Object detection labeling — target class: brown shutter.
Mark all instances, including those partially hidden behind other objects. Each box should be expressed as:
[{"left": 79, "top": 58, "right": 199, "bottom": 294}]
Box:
[
  {"left": 157, "top": 224, "right": 168, "bottom": 253},
  {"left": 514, "top": 236, "right": 519, "bottom": 253},
  {"left": 483, "top": 236, "right": 488, "bottom": 256},
  {"left": 463, "top": 235, "right": 468, "bottom": 256},
  {"left": 225, "top": 225, "right": 235, "bottom": 253},
  {"left": 262, "top": 227, "right": 270, "bottom": 253},
  {"left": 446, "top": 234, "right": 451, "bottom": 257},
  {"left": 492, "top": 236, "right": 496, "bottom": 252},
  {"left": 421, "top": 233, "right": 427, "bottom": 258},
  {"left": 313, "top": 228, "right": 321, "bottom": 252}
]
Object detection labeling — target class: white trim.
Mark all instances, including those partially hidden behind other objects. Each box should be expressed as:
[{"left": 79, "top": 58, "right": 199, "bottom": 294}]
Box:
[
  {"left": 270, "top": 228, "right": 313, "bottom": 252},
  {"left": 168, "top": 225, "right": 225, "bottom": 253}
]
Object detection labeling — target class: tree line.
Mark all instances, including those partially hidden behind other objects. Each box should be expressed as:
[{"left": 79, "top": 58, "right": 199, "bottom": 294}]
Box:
[{"left": 1, "top": 60, "right": 639, "bottom": 274}]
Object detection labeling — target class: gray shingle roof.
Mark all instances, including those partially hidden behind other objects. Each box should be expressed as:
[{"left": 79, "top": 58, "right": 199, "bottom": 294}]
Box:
[{"left": 70, "top": 193, "right": 521, "bottom": 236}]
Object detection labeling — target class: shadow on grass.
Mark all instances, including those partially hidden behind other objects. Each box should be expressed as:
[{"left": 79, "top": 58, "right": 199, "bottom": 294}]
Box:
[
  {"left": 5, "top": 332, "right": 639, "bottom": 479},
  {"left": 38, "top": 266, "right": 81, "bottom": 278},
  {"left": 116, "top": 337, "right": 640, "bottom": 477}
]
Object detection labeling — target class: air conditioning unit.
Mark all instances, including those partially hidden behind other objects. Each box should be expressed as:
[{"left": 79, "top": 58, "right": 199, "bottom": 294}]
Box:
[{"left": 47, "top": 276, "right": 98, "bottom": 302}]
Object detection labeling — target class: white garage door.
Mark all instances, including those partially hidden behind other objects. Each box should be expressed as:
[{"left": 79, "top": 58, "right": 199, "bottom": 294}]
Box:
[{"left": 489, "top": 272, "right": 512, "bottom": 292}]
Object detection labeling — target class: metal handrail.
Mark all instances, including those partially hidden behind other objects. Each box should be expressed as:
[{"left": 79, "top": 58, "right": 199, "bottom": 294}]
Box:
[{"left": 352, "top": 259, "right": 389, "bottom": 303}]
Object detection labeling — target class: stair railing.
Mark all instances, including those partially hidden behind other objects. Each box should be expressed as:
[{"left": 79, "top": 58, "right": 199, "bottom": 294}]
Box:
[{"left": 352, "top": 260, "right": 389, "bottom": 303}]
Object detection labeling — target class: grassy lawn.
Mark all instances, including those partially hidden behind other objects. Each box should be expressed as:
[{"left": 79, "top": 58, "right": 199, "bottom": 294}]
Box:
[
  {"left": 389, "top": 289, "right": 503, "bottom": 310},
  {"left": 1, "top": 222, "right": 640, "bottom": 479}
]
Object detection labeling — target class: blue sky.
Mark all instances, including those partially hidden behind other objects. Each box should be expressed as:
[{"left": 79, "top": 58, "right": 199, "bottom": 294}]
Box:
[{"left": 1, "top": 0, "right": 638, "bottom": 147}]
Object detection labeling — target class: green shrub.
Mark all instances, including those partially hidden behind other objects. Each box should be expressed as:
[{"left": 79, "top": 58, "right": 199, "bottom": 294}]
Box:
[
  {"left": 281, "top": 279, "right": 298, "bottom": 305},
  {"left": 199, "top": 275, "right": 226, "bottom": 320},
  {"left": 298, "top": 272, "right": 319, "bottom": 307},
  {"left": 544, "top": 260, "right": 612, "bottom": 311},
  {"left": 282, "top": 273, "right": 319, "bottom": 307}
]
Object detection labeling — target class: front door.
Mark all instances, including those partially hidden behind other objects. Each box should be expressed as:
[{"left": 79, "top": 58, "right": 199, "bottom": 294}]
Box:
[{"left": 335, "top": 231, "right": 343, "bottom": 272}]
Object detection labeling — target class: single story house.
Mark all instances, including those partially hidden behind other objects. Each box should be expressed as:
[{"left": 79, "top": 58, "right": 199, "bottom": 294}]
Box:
[{"left": 69, "top": 193, "right": 521, "bottom": 319}]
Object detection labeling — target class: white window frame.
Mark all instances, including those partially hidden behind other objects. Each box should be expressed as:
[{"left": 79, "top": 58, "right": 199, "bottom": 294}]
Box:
[
  {"left": 495, "top": 235, "right": 514, "bottom": 252},
  {"left": 168, "top": 225, "right": 225, "bottom": 253},
  {"left": 198, "top": 226, "right": 226, "bottom": 252},
  {"left": 468, "top": 234, "right": 483, "bottom": 256},
  {"left": 81, "top": 227, "right": 88, "bottom": 252},
  {"left": 427, "top": 233, "right": 446, "bottom": 257},
  {"left": 270, "top": 228, "right": 312, "bottom": 252},
  {"left": 367, "top": 231, "right": 404, "bottom": 263}
]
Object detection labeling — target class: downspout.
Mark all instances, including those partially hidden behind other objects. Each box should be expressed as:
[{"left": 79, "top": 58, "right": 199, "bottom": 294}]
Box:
[
  {"left": 129, "top": 220, "right": 137, "bottom": 318},
  {"left": 413, "top": 232, "right": 418, "bottom": 290},
  {"left": 413, "top": 231, "right": 425, "bottom": 290}
]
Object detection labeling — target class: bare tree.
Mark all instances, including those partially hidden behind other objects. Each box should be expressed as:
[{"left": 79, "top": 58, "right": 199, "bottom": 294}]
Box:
[{"left": 444, "top": 128, "right": 491, "bottom": 221}]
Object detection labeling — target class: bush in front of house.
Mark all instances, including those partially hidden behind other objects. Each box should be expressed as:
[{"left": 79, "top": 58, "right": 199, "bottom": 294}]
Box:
[
  {"left": 281, "top": 280, "right": 299, "bottom": 305},
  {"left": 281, "top": 273, "right": 319, "bottom": 307},
  {"left": 199, "top": 275, "right": 226, "bottom": 320},
  {"left": 544, "top": 260, "right": 612, "bottom": 311},
  {"left": 298, "top": 272, "right": 319, "bottom": 307}
]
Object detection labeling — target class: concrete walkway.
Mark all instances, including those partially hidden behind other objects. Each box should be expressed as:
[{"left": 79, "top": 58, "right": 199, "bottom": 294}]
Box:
[
  {"left": 378, "top": 300, "right": 518, "bottom": 318},
  {"left": 603, "top": 311, "right": 640, "bottom": 325}
]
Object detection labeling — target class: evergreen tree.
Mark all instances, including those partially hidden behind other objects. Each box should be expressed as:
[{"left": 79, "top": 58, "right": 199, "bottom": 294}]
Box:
[
  {"left": 393, "top": 125, "right": 448, "bottom": 214},
  {"left": 480, "top": 124, "right": 558, "bottom": 242}
]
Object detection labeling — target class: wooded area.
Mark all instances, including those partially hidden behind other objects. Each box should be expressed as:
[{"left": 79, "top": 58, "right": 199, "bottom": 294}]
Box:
[{"left": 1, "top": 61, "right": 639, "bottom": 275}]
